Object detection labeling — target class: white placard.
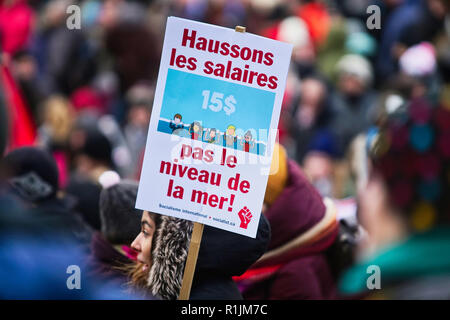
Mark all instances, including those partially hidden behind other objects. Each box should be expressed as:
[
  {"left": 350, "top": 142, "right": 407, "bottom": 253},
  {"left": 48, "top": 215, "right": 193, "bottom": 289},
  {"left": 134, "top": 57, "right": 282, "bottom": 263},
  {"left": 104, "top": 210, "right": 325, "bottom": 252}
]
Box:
[{"left": 136, "top": 17, "right": 292, "bottom": 238}]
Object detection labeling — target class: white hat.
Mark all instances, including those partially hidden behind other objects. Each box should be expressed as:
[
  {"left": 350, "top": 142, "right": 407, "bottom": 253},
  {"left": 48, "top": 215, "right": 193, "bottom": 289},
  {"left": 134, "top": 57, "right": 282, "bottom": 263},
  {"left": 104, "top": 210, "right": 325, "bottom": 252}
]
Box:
[
  {"left": 278, "top": 16, "right": 311, "bottom": 48},
  {"left": 336, "top": 54, "right": 373, "bottom": 86},
  {"left": 399, "top": 42, "right": 436, "bottom": 77}
]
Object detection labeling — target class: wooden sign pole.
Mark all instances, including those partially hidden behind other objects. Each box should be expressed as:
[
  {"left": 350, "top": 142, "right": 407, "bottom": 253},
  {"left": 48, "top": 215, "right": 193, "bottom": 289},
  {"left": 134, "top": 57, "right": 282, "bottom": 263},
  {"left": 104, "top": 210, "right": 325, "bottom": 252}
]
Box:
[
  {"left": 177, "top": 25, "right": 246, "bottom": 301},
  {"left": 178, "top": 222, "right": 204, "bottom": 300}
]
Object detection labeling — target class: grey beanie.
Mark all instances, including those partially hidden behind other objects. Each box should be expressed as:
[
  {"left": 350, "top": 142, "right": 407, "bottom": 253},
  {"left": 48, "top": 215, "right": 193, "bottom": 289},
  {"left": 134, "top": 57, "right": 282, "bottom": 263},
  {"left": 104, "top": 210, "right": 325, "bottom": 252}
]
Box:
[{"left": 99, "top": 180, "right": 142, "bottom": 245}]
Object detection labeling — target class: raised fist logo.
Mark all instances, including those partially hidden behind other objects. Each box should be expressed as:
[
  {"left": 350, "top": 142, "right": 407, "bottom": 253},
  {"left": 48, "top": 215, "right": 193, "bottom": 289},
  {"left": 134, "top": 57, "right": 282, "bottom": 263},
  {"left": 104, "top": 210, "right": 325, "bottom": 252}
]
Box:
[{"left": 237, "top": 206, "right": 252, "bottom": 229}]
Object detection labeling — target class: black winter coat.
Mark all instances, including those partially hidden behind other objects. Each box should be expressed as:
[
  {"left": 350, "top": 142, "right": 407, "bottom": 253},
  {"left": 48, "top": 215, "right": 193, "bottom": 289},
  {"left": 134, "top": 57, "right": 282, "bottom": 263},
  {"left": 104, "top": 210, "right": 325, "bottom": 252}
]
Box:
[
  {"left": 191, "top": 216, "right": 271, "bottom": 299},
  {"left": 146, "top": 214, "right": 271, "bottom": 300}
]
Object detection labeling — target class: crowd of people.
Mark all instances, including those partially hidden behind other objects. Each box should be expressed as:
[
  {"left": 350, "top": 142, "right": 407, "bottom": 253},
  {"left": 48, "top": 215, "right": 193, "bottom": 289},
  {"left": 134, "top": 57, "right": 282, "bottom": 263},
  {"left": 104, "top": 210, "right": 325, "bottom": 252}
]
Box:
[{"left": 0, "top": 0, "right": 449, "bottom": 299}]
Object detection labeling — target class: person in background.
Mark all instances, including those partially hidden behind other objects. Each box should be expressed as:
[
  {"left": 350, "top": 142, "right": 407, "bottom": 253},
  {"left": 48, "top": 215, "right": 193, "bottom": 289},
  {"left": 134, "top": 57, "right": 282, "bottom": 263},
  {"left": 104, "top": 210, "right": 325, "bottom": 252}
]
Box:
[
  {"left": 339, "top": 102, "right": 450, "bottom": 299},
  {"left": 123, "top": 82, "right": 153, "bottom": 177},
  {"left": 65, "top": 126, "right": 114, "bottom": 231},
  {"left": 87, "top": 180, "right": 142, "bottom": 285},
  {"left": 37, "top": 95, "right": 75, "bottom": 188},
  {"left": 288, "top": 76, "right": 336, "bottom": 163},
  {"left": 234, "top": 144, "right": 339, "bottom": 299},
  {"left": 0, "top": 147, "right": 93, "bottom": 251},
  {"left": 32, "top": 0, "right": 96, "bottom": 96},
  {"left": 10, "top": 50, "right": 42, "bottom": 119},
  {"left": 0, "top": 191, "right": 135, "bottom": 299},
  {"left": 70, "top": 85, "right": 107, "bottom": 118},
  {"left": 99, "top": 0, "right": 160, "bottom": 93},
  {"left": 330, "top": 54, "right": 378, "bottom": 155},
  {"left": 71, "top": 84, "right": 135, "bottom": 178},
  {"left": 277, "top": 16, "right": 318, "bottom": 79},
  {"left": 302, "top": 128, "right": 340, "bottom": 199},
  {"left": 375, "top": 0, "right": 446, "bottom": 81}
]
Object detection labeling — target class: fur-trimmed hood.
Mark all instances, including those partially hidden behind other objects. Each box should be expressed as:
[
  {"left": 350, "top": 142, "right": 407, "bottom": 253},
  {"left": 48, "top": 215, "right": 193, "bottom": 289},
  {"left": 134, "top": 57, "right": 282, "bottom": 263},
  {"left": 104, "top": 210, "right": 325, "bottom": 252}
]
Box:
[
  {"left": 146, "top": 213, "right": 271, "bottom": 300},
  {"left": 147, "top": 215, "right": 193, "bottom": 300}
]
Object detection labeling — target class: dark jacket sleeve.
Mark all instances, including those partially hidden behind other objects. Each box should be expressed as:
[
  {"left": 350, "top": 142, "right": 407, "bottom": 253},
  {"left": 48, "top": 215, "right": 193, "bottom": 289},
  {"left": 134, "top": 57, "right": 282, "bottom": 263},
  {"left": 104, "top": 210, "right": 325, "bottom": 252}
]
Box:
[{"left": 196, "top": 213, "right": 271, "bottom": 277}]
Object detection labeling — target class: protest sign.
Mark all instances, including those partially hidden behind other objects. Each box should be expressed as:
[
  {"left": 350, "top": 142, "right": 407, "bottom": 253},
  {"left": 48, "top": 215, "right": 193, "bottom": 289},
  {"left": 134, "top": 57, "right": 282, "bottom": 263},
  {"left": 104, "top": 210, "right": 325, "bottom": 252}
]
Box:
[{"left": 136, "top": 17, "right": 292, "bottom": 239}]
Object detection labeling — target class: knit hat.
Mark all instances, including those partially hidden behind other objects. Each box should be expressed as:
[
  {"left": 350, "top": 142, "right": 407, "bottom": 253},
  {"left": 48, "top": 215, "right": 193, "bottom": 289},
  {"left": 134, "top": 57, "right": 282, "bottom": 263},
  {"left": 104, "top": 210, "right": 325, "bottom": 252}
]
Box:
[
  {"left": 70, "top": 86, "right": 105, "bottom": 115},
  {"left": 345, "top": 32, "right": 377, "bottom": 57},
  {"left": 99, "top": 180, "right": 142, "bottom": 245},
  {"left": 71, "top": 127, "right": 113, "bottom": 166},
  {"left": 264, "top": 143, "right": 288, "bottom": 206},
  {"left": 1, "top": 147, "right": 59, "bottom": 202},
  {"left": 125, "top": 82, "right": 154, "bottom": 109},
  {"left": 277, "top": 16, "right": 311, "bottom": 48},
  {"left": 368, "top": 100, "right": 450, "bottom": 231},
  {"left": 306, "top": 129, "right": 338, "bottom": 158}
]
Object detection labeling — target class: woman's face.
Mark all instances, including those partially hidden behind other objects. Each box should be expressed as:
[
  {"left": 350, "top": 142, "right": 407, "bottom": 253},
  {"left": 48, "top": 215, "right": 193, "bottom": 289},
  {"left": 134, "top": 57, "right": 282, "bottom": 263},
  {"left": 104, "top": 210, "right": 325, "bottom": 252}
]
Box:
[{"left": 131, "top": 211, "right": 156, "bottom": 272}]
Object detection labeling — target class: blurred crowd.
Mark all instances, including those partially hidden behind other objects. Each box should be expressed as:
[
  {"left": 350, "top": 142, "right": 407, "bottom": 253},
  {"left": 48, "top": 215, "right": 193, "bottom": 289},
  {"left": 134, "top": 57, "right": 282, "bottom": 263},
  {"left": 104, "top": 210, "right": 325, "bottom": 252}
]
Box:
[{"left": 0, "top": 0, "right": 449, "bottom": 300}]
